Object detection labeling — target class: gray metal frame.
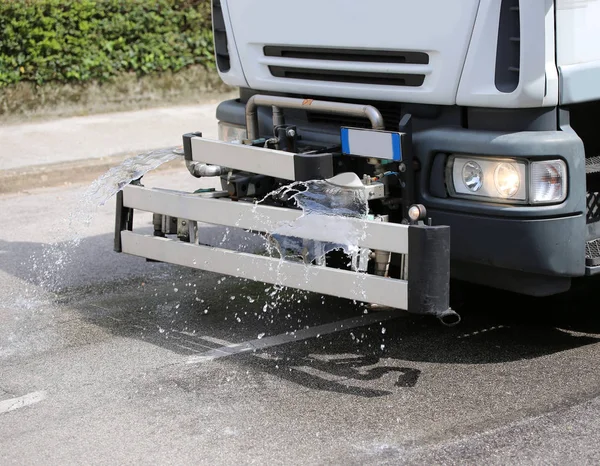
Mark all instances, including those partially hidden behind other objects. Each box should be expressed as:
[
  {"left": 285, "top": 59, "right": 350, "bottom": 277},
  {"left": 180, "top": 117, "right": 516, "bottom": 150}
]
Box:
[
  {"left": 122, "top": 185, "right": 409, "bottom": 254},
  {"left": 120, "top": 184, "right": 410, "bottom": 309},
  {"left": 121, "top": 232, "right": 409, "bottom": 309},
  {"left": 189, "top": 137, "right": 297, "bottom": 180}
]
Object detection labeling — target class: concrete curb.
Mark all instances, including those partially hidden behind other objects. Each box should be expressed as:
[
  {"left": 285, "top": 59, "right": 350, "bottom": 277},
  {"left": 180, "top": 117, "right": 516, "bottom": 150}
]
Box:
[{"left": 0, "top": 152, "right": 185, "bottom": 195}]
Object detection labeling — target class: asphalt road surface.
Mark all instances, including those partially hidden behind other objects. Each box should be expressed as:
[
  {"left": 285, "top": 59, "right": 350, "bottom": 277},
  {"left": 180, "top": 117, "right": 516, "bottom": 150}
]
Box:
[{"left": 2, "top": 169, "right": 600, "bottom": 465}]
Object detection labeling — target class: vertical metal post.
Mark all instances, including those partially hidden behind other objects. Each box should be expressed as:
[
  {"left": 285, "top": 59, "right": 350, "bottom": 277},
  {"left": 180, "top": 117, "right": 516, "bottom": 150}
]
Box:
[
  {"left": 114, "top": 190, "right": 133, "bottom": 253},
  {"left": 407, "top": 224, "right": 451, "bottom": 316},
  {"left": 398, "top": 114, "right": 415, "bottom": 220}
]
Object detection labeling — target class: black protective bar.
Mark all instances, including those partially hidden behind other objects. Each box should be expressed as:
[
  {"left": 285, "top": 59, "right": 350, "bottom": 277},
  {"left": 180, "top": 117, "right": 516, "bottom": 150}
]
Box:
[
  {"left": 293, "top": 152, "right": 334, "bottom": 181},
  {"left": 114, "top": 190, "right": 134, "bottom": 253},
  {"left": 407, "top": 224, "right": 451, "bottom": 315},
  {"left": 182, "top": 132, "right": 202, "bottom": 161},
  {"left": 183, "top": 131, "right": 333, "bottom": 181}
]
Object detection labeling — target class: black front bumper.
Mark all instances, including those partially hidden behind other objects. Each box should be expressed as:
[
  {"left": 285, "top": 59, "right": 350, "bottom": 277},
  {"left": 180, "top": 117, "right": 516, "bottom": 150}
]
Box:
[{"left": 414, "top": 127, "right": 588, "bottom": 295}]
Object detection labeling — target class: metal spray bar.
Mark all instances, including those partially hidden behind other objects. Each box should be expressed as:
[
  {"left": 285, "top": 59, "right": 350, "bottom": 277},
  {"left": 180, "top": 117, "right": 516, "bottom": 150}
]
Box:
[{"left": 116, "top": 185, "right": 455, "bottom": 322}]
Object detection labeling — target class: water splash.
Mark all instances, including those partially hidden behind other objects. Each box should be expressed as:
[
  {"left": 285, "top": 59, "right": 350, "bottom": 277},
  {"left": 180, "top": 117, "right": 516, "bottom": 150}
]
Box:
[
  {"left": 83, "top": 148, "right": 178, "bottom": 210},
  {"left": 29, "top": 147, "right": 179, "bottom": 293},
  {"left": 259, "top": 179, "right": 370, "bottom": 269}
]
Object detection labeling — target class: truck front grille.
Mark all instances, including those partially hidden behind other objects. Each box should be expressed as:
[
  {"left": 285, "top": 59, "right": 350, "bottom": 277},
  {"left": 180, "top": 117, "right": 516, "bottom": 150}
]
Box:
[
  {"left": 263, "top": 46, "right": 428, "bottom": 88},
  {"left": 586, "top": 238, "right": 600, "bottom": 263},
  {"left": 586, "top": 156, "right": 600, "bottom": 175},
  {"left": 587, "top": 192, "right": 600, "bottom": 224}
]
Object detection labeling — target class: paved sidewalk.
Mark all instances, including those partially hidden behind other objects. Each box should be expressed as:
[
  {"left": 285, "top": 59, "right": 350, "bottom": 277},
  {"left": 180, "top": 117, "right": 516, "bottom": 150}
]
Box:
[{"left": 0, "top": 101, "right": 222, "bottom": 193}]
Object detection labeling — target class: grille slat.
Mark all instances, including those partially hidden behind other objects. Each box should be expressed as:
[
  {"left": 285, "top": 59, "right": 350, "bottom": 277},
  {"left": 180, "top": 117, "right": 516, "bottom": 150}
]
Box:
[
  {"left": 264, "top": 46, "right": 428, "bottom": 88},
  {"left": 269, "top": 66, "right": 425, "bottom": 87},
  {"left": 495, "top": 0, "right": 521, "bottom": 92},
  {"left": 212, "top": 0, "right": 230, "bottom": 72},
  {"left": 264, "top": 46, "right": 429, "bottom": 65}
]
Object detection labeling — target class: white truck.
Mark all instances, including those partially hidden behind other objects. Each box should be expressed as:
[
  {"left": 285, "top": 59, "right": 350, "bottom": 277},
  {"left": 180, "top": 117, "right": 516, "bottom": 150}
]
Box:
[{"left": 114, "top": 0, "right": 600, "bottom": 324}]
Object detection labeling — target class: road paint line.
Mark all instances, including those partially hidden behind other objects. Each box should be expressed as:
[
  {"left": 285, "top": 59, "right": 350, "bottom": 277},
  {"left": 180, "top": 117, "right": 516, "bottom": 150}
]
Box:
[
  {"left": 168, "top": 332, "right": 214, "bottom": 349},
  {"left": 170, "top": 338, "right": 214, "bottom": 351},
  {"left": 187, "top": 310, "right": 397, "bottom": 364},
  {"left": 0, "top": 391, "right": 47, "bottom": 414},
  {"left": 198, "top": 335, "right": 242, "bottom": 347}
]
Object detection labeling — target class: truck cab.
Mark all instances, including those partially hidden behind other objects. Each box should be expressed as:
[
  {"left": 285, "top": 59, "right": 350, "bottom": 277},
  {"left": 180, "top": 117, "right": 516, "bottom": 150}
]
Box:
[
  {"left": 211, "top": 0, "right": 600, "bottom": 296},
  {"left": 114, "top": 1, "right": 600, "bottom": 324}
]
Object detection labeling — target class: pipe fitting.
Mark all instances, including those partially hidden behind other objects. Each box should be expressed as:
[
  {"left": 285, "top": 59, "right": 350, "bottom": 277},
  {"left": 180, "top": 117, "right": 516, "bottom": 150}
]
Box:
[
  {"left": 437, "top": 309, "right": 461, "bottom": 327},
  {"left": 185, "top": 160, "right": 226, "bottom": 178}
]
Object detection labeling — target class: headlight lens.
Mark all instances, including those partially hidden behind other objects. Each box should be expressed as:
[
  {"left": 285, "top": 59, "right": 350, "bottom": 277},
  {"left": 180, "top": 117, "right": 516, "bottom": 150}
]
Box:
[
  {"left": 449, "top": 156, "right": 527, "bottom": 202},
  {"left": 462, "top": 161, "right": 483, "bottom": 192},
  {"left": 218, "top": 122, "right": 246, "bottom": 143},
  {"left": 530, "top": 160, "right": 567, "bottom": 204},
  {"left": 494, "top": 163, "right": 520, "bottom": 198}
]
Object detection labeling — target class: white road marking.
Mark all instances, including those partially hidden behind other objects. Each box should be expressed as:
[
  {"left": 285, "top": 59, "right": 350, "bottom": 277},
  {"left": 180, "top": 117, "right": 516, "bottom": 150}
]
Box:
[
  {"left": 186, "top": 310, "right": 398, "bottom": 364},
  {"left": 0, "top": 391, "right": 47, "bottom": 414},
  {"left": 198, "top": 335, "right": 242, "bottom": 347}
]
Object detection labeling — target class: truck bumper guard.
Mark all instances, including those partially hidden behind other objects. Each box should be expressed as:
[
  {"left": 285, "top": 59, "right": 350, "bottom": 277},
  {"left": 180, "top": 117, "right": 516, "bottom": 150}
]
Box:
[{"left": 115, "top": 181, "right": 454, "bottom": 323}]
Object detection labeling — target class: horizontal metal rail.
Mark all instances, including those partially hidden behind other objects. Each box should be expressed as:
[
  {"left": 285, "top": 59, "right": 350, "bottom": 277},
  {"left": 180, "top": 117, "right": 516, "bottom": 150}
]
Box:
[
  {"left": 120, "top": 231, "right": 409, "bottom": 310},
  {"left": 189, "top": 137, "right": 297, "bottom": 179},
  {"left": 122, "top": 185, "right": 410, "bottom": 254}
]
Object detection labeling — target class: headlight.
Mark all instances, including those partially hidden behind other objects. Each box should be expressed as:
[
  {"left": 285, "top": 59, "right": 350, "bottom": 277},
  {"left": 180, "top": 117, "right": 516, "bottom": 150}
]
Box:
[
  {"left": 218, "top": 122, "right": 246, "bottom": 143},
  {"left": 446, "top": 156, "right": 567, "bottom": 205},
  {"left": 449, "top": 156, "right": 527, "bottom": 202}
]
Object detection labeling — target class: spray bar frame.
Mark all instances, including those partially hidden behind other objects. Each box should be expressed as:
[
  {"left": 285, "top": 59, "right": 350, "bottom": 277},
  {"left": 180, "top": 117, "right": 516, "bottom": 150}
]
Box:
[
  {"left": 116, "top": 185, "right": 452, "bottom": 317},
  {"left": 183, "top": 134, "right": 334, "bottom": 181}
]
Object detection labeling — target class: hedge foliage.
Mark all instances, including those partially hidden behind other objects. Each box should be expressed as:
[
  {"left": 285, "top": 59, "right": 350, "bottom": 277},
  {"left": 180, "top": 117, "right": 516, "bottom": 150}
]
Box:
[{"left": 0, "top": 0, "right": 215, "bottom": 86}]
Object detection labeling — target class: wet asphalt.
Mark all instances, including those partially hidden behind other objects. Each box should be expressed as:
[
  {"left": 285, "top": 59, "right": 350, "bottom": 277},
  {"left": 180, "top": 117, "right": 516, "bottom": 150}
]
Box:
[{"left": 2, "top": 170, "right": 600, "bottom": 465}]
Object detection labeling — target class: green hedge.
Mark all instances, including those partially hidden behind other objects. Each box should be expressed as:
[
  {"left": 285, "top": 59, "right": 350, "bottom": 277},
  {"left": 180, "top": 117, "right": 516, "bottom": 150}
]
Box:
[{"left": 0, "top": 0, "right": 215, "bottom": 87}]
